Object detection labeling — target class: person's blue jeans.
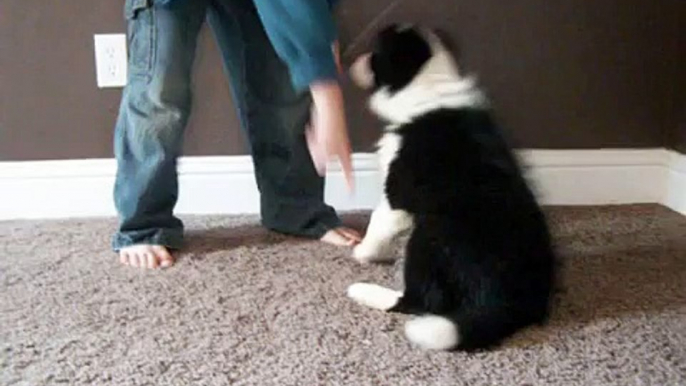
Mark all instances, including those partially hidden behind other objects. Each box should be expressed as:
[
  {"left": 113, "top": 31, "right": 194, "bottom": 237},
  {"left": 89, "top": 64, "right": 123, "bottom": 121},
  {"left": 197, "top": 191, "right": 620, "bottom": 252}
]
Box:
[{"left": 112, "top": 0, "right": 341, "bottom": 251}]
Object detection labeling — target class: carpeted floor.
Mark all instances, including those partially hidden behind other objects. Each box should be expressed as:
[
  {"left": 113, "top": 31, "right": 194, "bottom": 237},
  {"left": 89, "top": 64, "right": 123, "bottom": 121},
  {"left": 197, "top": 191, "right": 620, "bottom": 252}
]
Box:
[{"left": 1, "top": 205, "right": 685, "bottom": 386}]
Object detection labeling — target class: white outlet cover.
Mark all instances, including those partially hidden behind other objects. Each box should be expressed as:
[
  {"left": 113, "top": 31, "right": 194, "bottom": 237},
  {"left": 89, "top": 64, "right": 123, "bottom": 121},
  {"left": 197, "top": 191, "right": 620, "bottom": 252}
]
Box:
[{"left": 94, "top": 34, "right": 128, "bottom": 88}]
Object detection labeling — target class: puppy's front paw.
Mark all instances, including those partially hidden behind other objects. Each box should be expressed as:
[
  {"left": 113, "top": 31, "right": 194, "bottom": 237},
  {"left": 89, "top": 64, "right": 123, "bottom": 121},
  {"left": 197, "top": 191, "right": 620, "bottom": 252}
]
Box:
[
  {"left": 352, "top": 241, "right": 389, "bottom": 264},
  {"left": 347, "top": 282, "right": 402, "bottom": 310}
]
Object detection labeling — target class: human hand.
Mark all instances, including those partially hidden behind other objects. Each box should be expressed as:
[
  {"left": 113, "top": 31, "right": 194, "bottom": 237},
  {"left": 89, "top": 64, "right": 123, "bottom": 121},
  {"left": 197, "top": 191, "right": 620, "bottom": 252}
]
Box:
[
  {"left": 333, "top": 40, "right": 343, "bottom": 74},
  {"left": 307, "top": 81, "right": 354, "bottom": 192}
]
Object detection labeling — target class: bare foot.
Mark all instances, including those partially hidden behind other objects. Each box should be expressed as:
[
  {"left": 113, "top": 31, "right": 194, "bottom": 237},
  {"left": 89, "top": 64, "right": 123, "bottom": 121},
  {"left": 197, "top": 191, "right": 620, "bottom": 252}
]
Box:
[
  {"left": 320, "top": 227, "right": 362, "bottom": 246},
  {"left": 119, "top": 245, "right": 174, "bottom": 269}
]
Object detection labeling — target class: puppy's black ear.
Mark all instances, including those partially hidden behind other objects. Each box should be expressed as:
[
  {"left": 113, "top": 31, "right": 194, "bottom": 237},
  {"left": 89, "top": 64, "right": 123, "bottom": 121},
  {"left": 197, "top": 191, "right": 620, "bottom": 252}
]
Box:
[
  {"left": 371, "top": 25, "right": 432, "bottom": 92},
  {"left": 396, "top": 23, "right": 417, "bottom": 32},
  {"left": 378, "top": 23, "right": 401, "bottom": 39}
]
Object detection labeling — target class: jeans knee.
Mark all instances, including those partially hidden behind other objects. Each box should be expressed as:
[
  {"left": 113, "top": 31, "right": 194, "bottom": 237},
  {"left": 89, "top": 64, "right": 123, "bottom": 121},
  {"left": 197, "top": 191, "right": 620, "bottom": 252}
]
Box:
[
  {"left": 125, "top": 66, "right": 190, "bottom": 113},
  {"left": 148, "top": 67, "right": 192, "bottom": 108},
  {"left": 119, "top": 76, "right": 188, "bottom": 151}
]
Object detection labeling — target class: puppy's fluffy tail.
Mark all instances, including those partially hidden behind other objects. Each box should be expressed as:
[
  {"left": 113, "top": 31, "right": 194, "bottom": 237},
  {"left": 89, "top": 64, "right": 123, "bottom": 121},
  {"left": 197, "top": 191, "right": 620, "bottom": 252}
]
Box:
[{"left": 404, "top": 309, "right": 527, "bottom": 351}]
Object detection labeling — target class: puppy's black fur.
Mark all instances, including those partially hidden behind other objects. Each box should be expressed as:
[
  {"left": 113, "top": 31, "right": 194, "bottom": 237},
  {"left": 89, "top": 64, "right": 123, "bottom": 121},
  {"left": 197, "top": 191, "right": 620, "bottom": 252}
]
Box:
[
  {"left": 369, "top": 26, "right": 433, "bottom": 93},
  {"left": 350, "top": 25, "right": 557, "bottom": 351},
  {"left": 386, "top": 108, "right": 556, "bottom": 351}
]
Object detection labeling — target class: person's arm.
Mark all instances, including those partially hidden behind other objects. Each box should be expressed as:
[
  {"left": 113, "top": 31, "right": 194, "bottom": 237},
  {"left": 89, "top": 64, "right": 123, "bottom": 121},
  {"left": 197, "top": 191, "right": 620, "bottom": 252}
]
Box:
[
  {"left": 252, "top": 0, "right": 340, "bottom": 91},
  {"left": 252, "top": 0, "right": 354, "bottom": 188}
]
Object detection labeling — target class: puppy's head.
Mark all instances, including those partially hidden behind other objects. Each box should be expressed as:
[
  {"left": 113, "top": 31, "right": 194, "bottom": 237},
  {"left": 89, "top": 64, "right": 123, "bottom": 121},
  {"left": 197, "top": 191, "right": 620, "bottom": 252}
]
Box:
[
  {"left": 349, "top": 24, "right": 467, "bottom": 122},
  {"left": 349, "top": 24, "right": 435, "bottom": 92}
]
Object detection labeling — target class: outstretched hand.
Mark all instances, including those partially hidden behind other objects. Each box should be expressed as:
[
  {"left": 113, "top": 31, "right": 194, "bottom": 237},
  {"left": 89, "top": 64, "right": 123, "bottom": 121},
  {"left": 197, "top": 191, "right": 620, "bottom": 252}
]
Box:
[
  {"left": 306, "top": 81, "right": 354, "bottom": 191},
  {"left": 305, "top": 41, "right": 354, "bottom": 191}
]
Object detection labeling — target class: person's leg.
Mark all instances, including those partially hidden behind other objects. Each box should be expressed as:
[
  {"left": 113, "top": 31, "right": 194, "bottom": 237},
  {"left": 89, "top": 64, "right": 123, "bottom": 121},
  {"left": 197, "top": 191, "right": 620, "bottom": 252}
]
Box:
[
  {"left": 112, "top": 0, "right": 209, "bottom": 268},
  {"left": 206, "top": 0, "right": 359, "bottom": 244}
]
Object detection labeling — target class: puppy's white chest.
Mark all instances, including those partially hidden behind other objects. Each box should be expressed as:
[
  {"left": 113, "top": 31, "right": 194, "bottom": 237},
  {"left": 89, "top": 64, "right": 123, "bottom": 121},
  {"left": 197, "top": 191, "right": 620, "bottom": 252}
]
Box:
[{"left": 376, "top": 131, "right": 402, "bottom": 178}]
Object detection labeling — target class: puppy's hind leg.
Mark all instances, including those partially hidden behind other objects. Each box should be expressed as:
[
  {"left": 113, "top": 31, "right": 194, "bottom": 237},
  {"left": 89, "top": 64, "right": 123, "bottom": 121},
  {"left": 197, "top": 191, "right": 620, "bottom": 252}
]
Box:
[{"left": 347, "top": 283, "right": 403, "bottom": 311}]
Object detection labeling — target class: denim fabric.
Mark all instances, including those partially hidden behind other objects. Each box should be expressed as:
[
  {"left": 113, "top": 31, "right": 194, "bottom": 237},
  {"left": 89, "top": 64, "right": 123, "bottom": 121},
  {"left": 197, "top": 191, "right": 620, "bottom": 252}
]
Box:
[
  {"left": 157, "top": 0, "right": 341, "bottom": 9},
  {"left": 112, "top": 0, "right": 340, "bottom": 251}
]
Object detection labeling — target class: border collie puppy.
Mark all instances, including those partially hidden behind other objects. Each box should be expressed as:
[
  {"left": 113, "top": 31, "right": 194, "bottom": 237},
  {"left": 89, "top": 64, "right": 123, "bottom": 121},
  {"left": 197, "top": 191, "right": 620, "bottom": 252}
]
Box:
[{"left": 346, "top": 24, "right": 557, "bottom": 351}]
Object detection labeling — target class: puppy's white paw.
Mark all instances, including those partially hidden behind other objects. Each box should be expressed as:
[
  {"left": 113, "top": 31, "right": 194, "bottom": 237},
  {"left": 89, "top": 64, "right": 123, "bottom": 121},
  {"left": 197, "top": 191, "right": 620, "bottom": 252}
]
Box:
[
  {"left": 347, "top": 282, "right": 402, "bottom": 311},
  {"left": 404, "top": 316, "right": 460, "bottom": 351},
  {"left": 352, "top": 241, "right": 391, "bottom": 264}
]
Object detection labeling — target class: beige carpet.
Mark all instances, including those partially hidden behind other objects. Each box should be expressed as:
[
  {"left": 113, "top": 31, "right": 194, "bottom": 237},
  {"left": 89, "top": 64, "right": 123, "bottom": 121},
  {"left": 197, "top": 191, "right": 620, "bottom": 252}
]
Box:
[{"left": 1, "top": 205, "right": 685, "bottom": 386}]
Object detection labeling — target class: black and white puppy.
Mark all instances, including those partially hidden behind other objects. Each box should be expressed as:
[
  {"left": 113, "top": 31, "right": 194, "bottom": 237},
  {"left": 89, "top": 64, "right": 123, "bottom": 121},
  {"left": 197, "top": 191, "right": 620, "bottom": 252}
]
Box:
[{"left": 346, "top": 25, "right": 557, "bottom": 351}]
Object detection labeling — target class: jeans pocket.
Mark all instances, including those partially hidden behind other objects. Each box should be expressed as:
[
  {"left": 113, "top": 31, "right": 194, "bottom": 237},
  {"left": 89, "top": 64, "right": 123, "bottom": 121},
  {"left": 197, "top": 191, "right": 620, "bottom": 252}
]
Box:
[{"left": 125, "top": 0, "right": 155, "bottom": 81}]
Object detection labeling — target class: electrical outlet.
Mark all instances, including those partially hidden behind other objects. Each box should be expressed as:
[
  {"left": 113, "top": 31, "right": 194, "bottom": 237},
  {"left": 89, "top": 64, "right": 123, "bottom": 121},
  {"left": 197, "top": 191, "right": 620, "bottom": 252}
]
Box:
[{"left": 94, "top": 34, "right": 128, "bottom": 88}]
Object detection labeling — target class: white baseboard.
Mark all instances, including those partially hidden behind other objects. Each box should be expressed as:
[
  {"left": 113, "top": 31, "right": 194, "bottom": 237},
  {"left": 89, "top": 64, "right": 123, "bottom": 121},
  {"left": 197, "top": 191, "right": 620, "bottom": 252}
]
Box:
[
  {"left": 663, "top": 151, "right": 686, "bottom": 215},
  {"left": 0, "top": 149, "right": 684, "bottom": 220},
  {"left": 519, "top": 149, "right": 669, "bottom": 206}
]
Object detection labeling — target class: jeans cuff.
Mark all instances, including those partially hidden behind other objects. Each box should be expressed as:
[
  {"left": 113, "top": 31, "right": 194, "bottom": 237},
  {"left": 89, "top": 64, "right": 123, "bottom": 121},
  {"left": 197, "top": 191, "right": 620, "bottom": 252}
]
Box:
[
  {"left": 309, "top": 213, "right": 342, "bottom": 238},
  {"left": 111, "top": 227, "right": 184, "bottom": 251},
  {"left": 262, "top": 204, "right": 342, "bottom": 239}
]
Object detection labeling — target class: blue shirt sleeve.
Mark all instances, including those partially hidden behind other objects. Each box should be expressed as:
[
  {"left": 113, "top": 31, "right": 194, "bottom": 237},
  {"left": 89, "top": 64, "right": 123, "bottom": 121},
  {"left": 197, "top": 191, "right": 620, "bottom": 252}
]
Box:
[
  {"left": 252, "top": 0, "right": 340, "bottom": 92},
  {"left": 156, "top": 0, "right": 341, "bottom": 92}
]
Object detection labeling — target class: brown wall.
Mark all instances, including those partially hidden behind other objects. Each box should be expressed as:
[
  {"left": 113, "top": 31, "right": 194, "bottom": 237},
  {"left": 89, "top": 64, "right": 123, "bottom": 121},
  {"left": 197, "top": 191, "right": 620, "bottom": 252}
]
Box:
[{"left": 1, "top": 0, "right": 685, "bottom": 161}]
